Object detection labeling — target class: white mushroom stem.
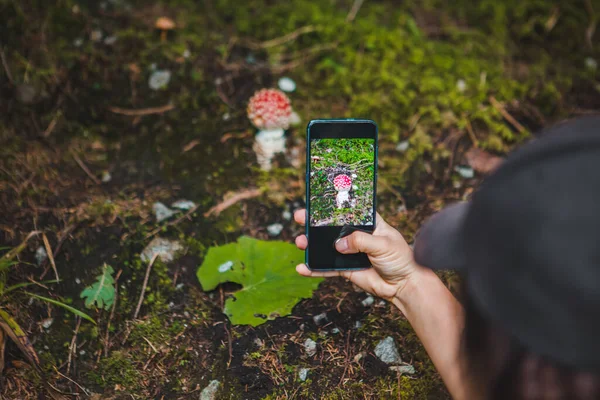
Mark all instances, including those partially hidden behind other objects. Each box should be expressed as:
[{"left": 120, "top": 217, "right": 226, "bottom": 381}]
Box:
[
  {"left": 336, "top": 189, "right": 350, "bottom": 209},
  {"left": 253, "top": 128, "right": 286, "bottom": 171}
]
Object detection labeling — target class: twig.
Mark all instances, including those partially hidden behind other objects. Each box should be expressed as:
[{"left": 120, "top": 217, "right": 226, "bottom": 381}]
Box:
[
  {"left": 70, "top": 149, "right": 101, "bottom": 185},
  {"left": 40, "top": 224, "right": 76, "bottom": 280},
  {"left": 584, "top": 0, "right": 597, "bottom": 49},
  {"left": 224, "top": 323, "right": 233, "bottom": 368},
  {"left": 244, "top": 26, "right": 317, "bottom": 49},
  {"left": 142, "top": 336, "right": 159, "bottom": 353},
  {"left": 104, "top": 269, "right": 122, "bottom": 357},
  {"left": 0, "top": 46, "right": 14, "bottom": 84},
  {"left": 464, "top": 119, "right": 479, "bottom": 148},
  {"left": 108, "top": 103, "right": 175, "bottom": 116},
  {"left": 133, "top": 253, "right": 159, "bottom": 320},
  {"left": 2, "top": 231, "right": 41, "bottom": 261},
  {"left": 66, "top": 317, "right": 81, "bottom": 375},
  {"left": 41, "top": 233, "right": 59, "bottom": 283},
  {"left": 42, "top": 113, "right": 60, "bottom": 137},
  {"left": 204, "top": 188, "right": 262, "bottom": 217},
  {"left": 346, "top": 0, "right": 365, "bottom": 22},
  {"left": 53, "top": 366, "right": 90, "bottom": 396},
  {"left": 489, "top": 96, "right": 526, "bottom": 134}
]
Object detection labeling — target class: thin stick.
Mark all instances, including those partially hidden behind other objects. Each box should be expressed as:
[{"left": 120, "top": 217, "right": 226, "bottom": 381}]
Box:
[
  {"left": 66, "top": 317, "right": 81, "bottom": 375},
  {"left": 224, "top": 323, "right": 233, "bottom": 368},
  {"left": 0, "top": 46, "right": 14, "bottom": 84},
  {"left": 247, "top": 26, "right": 317, "bottom": 49},
  {"left": 70, "top": 150, "right": 101, "bottom": 185},
  {"left": 40, "top": 224, "right": 76, "bottom": 280},
  {"left": 464, "top": 119, "right": 479, "bottom": 148},
  {"left": 489, "top": 96, "right": 526, "bottom": 134},
  {"left": 133, "top": 253, "right": 159, "bottom": 320},
  {"left": 104, "top": 269, "right": 122, "bottom": 357},
  {"left": 42, "top": 114, "right": 60, "bottom": 137},
  {"left": 346, "top": 0, "right": 365, "bottom": 22},
  {"left": 41, "top": 233, "right": 59, "bottom": 283},
  {"left": 204, "top": 188, "right": 262, "bottom": 217},
  {"left": 53, "top": 366, "right": 90, "bottom": 396},
  {"left": 108, "top": 103, "right": 175, "bottom": 116}
]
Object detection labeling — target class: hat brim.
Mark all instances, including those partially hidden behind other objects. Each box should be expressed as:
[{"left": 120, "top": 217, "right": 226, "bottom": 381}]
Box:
[{"left": 413, "top": 202, "right": 469, "bottom": 271}]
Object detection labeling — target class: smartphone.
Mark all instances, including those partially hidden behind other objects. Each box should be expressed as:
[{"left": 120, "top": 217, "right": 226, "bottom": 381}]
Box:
[{"left": 305, "top": 119, "right": 378, "bottom": 271}]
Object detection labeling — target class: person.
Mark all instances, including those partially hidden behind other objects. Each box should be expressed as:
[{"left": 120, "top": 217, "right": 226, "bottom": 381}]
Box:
[{"left": 294, "top": 116, "right": 600, "bottom": 399}]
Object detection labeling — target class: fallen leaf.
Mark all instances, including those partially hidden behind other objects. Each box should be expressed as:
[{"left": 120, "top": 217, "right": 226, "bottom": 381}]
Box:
[{"left": 465, "top": 148, "right": 504, "bottom": 175}]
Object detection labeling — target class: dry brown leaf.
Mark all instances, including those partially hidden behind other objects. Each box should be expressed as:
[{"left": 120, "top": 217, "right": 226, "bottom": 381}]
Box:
[{"left": 465, "top": 148, "right": 504, "bottom": 175}]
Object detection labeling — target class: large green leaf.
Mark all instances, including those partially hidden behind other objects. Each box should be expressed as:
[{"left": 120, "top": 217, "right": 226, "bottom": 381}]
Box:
[
  {"left": 197, "top": 236, "right": 322, "bottom": 326},
  {"left": 80, "top": 263, "right": 115, "bottom": 311}
]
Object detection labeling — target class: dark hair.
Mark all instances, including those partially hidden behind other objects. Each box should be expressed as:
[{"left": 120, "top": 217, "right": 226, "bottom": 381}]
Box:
[{"left": 463, "top": 294, "right": 600, "bottom": 399}]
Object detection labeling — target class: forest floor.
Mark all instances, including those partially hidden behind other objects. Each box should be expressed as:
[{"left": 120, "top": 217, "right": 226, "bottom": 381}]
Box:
[{"left": 1, "top": 0, "right": 599, "bottom": 399}]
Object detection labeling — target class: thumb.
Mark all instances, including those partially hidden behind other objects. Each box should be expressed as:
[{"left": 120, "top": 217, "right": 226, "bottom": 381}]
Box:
[{"left": 335, "top": 232, "right": 388, "bottom": 256}]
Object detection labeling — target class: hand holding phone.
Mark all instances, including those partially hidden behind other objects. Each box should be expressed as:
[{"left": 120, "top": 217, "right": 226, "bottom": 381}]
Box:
[{"left": 305, "top": 119, "right": 378, "bottom": 271}]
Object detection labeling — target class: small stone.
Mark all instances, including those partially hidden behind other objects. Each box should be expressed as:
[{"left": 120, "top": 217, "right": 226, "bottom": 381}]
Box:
[
  {"left": 141, "top": 237, "right": 183, "bottom": 263},
  {"left": 41, "top": 318, "right": 53, "bottom": 329},
  {"left": 278, "top": 77, "right": 296, "bottom": 92},
  {"left": 15, "top": 84, "right": 37, "bottom": 104},
  {"left": 585, "top": 57, "right": 598, "bottom": 71},
  {"left": 35, "top": 246, "right": 47, "bottom": 266},
  {"left": 90, "top": 29, "right": 103, "bottom": 42},
  {"left": 361, "top": 295, "right": 374, "bottom": 307},
  {"left": 79, "top": 350, "right": 86, "bottom": 355},
  {"left": 176, "top": 283, "right": 185, "bottom": 290},
  {"left": 148, "top": 70, "right": 171, "bottom": 90},
  {"left": 253, "top": 338, "right": 264, "bottom": 347},
  {"left": 377, "top": 300, "right": 387, "bottom": 307},
  {"left": 351, "top": 173, "right": 357, "bottom": 178},
  {"left": 75, "top": 278, "right": 81, "bottom": 284},
  {"left": 374, "top": 336, "right": 402, "bottom": 365},
  {"left": 289, "top": 111, "right": 301, "bottom": 126},
  {"left": 298, "top": 368, "right": 309, "bottom": 381},
  {"left": 200, "top": 380, "right": 220, "bottom": 400},
  {"left": 222, "top": 112, "right": 231, "bottom": 121},
  {"left": 456, "top": 79, "right": 467, "bottom": 93},
  {"left": 183, "top": 311, "right": 190, "bottom": 318},
  {"left": 183, "top": 49, "right": 191, "bottom": 59},
  {"left": 455, "top": 166, "right": 475, "bottom": 179},
  {"left": 312, "top": 312, "right": 327, "bottom": 326},
  {"left": 218, "top": 261, "right": 233, "bottom": 273},
  {"left": 73, "top": 37, "right": 84, "bottom": 47},
  {"left": 103, "top": 35, "right": 117, "bottom": 45},
  {"left": 168, "top": 302, "right": 175, "bottom": 309},
  {"left": 282, "top": 210, "right": 292, "bottom": 221},
  {"left": 354, "top": 321, "right": 363, "bottom": 329},
  {"left": 267, "top": 223, "right": 284, "bottom": 237},
  {"left": 153, "top": 202, "right": 176, "bottom": 222},
  {"left": 171, "top": 200, "right": 196, "bottom": 210},
  {"left": 390, "top": 364, "right": 416, "bottom": 375},
  {"left": 396, "top": 140, "right": 410, "bottom": 152},
  {"left": 304, "top": 338, "right": 317, "bottom": 357},
  {"left": 331, "top": 327, "right": 340, "bottom": 334},
  {"left": 101, "top": 171, "right": 112, "bottom": 183},
  {"left": 352, "top": 185, "right": 358, "bottom": 190}
]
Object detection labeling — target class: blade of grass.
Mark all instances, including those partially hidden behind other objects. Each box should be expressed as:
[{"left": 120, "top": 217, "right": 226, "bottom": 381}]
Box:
[
  {"left": 4, "top": 280, "right": 58, "bottom": 295},
  {"left": 41, "top": 233, "right": 59, "bottom": 283},
  {"left": 26, "top": 293, "right": 95, "bottom": 324}
]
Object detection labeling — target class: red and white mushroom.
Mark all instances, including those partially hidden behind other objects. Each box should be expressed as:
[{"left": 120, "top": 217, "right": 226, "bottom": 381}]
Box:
[
  {"left": 247, "top": 89, "right": 292, "bottom": 130},
  {"left": 333, "top": 175, "right": 352, "bottom": 192}
]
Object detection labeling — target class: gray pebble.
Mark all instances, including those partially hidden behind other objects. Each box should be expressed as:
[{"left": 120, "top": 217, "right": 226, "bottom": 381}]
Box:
[
  {"left": 304, "top": 338, "right": 317, "bottom": 357},
  {"left": 374, "top": 336, "right": 402, "bottom": 365},
  {"left": 199, "top": 380, "right": 220, "bottom": 400},
  {"left": 298, "top": 367, "right": 309, "bottom": 381}
]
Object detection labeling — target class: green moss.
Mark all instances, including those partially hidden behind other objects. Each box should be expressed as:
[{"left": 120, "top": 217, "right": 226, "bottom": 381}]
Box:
[
  {"left": 129, "top": 316, "right": 183, "bottom": 348},
  {"left": 90, "top": 350, "right": 142, "bottom": 390}
]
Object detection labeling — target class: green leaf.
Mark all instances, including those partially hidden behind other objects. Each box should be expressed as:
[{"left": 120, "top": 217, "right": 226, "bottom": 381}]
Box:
[
  {"left": 197, "top": 236, "right": 322, "bottom": 326},
  {"left": 80, "top": 263, "right": 115, "bottom": 311},
  {"left": 26, "top": 293, "right": 96, "bottom": 324}
]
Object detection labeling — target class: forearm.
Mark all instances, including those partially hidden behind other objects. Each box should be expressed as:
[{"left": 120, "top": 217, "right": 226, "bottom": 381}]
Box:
[{"left": 392, "top": 266, "right": 468, "bottom": 400}]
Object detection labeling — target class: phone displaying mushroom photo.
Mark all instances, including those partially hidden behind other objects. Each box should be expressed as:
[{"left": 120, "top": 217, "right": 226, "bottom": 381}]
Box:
[{"left": 309, "top": 138, "right": 375, "bottom": 227}]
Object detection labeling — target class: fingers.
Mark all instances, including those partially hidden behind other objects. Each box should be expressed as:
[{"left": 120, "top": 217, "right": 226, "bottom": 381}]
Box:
[
  {"left": 296, "top": 264, "right": 351, "bottom": 278},
  {"left": 295, "top": 235, "right": 308, "bottom": 250},
  {"left": 294, "top": 209, "right": 306, "bottom": 226},
  {"left": 335, "top": 231, "right": 390, "bottom": 256}
]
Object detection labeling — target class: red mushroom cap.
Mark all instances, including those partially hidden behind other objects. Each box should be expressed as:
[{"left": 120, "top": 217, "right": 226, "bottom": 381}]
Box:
[
  {"left": 247, "top": 89, "right": 292, "bottom": 130},
  {"left": 333, "top": 174, "right": 352, "bottom": 191}
]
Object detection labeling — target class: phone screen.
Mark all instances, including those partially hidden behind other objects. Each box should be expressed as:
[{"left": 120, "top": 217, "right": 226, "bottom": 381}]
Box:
[{"left": 306, "top": 120, "right": 377, "bottom": 271}]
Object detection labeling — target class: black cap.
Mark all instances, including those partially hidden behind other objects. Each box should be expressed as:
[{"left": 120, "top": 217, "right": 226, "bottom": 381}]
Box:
[{"left": 413, "top": 116, "right": 600, "bottom": 371}]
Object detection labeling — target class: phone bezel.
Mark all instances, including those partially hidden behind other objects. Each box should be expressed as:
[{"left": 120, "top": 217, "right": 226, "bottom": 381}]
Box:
[{"left": 305, "top": 119, "right": 378, "bottom": 271}]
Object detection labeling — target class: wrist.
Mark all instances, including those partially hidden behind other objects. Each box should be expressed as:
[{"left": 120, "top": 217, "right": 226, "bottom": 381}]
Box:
[{"left": 391, "top": 264, "right": 437, "bottom": 313}]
